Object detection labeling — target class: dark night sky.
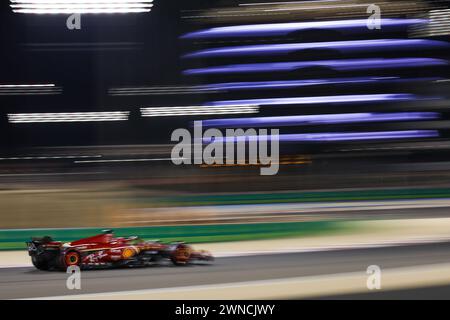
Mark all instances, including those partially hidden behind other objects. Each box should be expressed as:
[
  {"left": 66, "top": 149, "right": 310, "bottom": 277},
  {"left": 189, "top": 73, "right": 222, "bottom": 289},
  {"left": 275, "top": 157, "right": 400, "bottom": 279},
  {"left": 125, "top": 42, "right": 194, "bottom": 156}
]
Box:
[
  {"left": 0, "top": 1, "right": 449, "bottom": 151},
  {"left": 0, "top": 1, "right": 200, "bottom": 148}
]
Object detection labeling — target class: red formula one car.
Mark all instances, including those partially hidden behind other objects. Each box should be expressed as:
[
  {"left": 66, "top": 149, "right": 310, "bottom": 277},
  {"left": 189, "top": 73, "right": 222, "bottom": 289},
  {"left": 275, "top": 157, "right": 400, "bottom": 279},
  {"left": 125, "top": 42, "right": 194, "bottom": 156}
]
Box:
[{"left": 26, "top": 230, "right": 213, "bottom": 271}]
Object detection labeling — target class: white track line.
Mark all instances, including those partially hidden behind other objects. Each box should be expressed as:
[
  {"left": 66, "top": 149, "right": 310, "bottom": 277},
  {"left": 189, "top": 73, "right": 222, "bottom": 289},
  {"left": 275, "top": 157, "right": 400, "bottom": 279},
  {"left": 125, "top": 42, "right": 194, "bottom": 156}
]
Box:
[{"left": 0, "top": 264, "right": 32, "bottom": 269}]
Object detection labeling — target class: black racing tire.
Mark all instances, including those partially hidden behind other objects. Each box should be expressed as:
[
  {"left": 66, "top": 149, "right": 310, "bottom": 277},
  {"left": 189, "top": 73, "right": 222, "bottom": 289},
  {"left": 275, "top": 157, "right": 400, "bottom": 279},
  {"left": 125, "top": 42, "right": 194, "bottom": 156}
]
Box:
[{"left": 31, "top": 255, "right": 50, "bottom": 271}]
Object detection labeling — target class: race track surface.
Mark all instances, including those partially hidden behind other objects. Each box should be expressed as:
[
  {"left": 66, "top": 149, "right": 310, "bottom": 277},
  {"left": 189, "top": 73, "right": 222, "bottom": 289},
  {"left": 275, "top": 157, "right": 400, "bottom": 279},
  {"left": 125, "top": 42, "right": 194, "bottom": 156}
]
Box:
[
  {"left": 3, "top": 242, "right": 450, "bottom": 299},
  {"left": 317, "top": 284, "right": 450, "bottom": 300}
]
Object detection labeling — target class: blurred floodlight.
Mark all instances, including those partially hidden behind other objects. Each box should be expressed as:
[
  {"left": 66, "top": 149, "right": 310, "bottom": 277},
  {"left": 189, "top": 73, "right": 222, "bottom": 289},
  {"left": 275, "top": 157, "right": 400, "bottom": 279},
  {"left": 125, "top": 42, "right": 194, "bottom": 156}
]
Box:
[
  {"left": 0, "top": 83, "right": 62, "bottom": 95},
  {"left": 182, "top": 1, "right": 428, "bottom": 22},
  {"left": 206, "top": 94, "right": 422, "bottom": 107},
  {"left": 181, "top": 19, "right": 427, "bottom": 39},
  {"left": 10, "top": 0, "right": 153, "bottom": 14},
  {"left": 141, "top": 105, "right": 259, "bottom": 117},
  {"left": 203, "top": 130, "right": 439, "bottom": 143},
  {"left": 412, "top": 9, "right": 450, "bottom": 37},
  {"left": 183, "top": 39, "right": 449, "bottom": 59},
  {"left": 184, "top": 58, "right": 448, "bottom": 75},
  {"left": 109, "top": 85, "right": 215, "bottom": 96},
  {"left": 201, "top": 112, "right": 440, "bottom": 128},
  {"left": 0, "top": 84, "right": 54, "bottom": 87},
  {"left": 201, "top": 77, "right": 441, "bottom": 92},
  {"left": 8, "top": 111, "right": 130, "bottom": 123}
]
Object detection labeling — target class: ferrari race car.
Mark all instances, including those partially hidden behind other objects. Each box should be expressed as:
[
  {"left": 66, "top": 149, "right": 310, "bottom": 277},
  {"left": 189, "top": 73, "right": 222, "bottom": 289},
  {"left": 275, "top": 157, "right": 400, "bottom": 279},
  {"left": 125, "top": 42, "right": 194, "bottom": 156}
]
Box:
[{"left": 26, "top": 230, "right": 213, "bottom": 271}]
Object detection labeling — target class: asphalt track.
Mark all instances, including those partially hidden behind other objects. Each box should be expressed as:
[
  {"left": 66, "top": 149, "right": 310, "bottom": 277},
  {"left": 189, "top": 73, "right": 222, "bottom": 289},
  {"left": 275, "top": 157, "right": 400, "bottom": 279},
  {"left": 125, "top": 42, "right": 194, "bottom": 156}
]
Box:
[
  {"left": 317, "top": 284, "right": 450, "bottom": 300},
  {"left": 2, "top": 242, "right": 450, "bottom": 299}
]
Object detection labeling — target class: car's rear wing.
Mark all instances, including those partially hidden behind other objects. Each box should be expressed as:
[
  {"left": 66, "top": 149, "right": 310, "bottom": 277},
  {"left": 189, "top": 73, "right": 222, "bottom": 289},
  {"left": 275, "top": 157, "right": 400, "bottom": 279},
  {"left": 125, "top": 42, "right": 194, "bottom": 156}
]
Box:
[
  {"left": 30, "top": 236, "right": 54, "bottom": 244},
  {"left": 26, "top": 236, "right": 59, "bottom": 256}
]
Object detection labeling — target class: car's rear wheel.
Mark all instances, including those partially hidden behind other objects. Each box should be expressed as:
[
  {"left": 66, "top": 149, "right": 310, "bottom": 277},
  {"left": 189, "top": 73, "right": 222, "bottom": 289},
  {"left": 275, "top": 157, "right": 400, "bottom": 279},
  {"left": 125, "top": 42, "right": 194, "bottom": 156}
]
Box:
[
  {"left": 31, "top": 255, "right": 50, "bottom": 271},
  {"left": 59, "top": 251, "right": 81, "bottom": 270}
]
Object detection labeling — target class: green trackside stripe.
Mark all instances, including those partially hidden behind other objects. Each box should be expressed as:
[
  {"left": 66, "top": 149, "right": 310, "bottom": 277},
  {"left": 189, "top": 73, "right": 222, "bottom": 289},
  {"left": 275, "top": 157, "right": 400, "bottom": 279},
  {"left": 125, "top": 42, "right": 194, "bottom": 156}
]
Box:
[
  {"left": 0, "top": 221, "right": 344, "bottom": 250},
  {"left": 150, "top": 188, "right": 450, "bottom": 206}
]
